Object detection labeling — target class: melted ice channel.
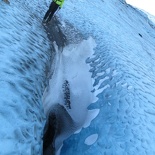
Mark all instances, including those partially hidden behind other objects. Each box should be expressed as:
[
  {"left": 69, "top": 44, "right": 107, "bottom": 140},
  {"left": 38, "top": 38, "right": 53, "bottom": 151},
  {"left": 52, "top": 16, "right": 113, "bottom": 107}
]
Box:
[{"left": 43, "top": 37, "right": 99, "bottom": 154}]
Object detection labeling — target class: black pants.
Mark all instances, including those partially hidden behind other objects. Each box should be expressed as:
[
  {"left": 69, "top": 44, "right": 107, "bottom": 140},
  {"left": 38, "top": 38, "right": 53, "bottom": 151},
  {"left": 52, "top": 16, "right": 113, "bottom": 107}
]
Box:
[{"left": 43, "top": 1, "right": 59, "bottom": 23}]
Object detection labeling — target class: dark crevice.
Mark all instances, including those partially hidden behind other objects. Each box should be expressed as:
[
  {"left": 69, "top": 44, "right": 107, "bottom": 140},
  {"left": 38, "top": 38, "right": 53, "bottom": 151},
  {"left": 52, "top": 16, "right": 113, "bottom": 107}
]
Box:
[
  {"left": 43, "top": 17, "right": 67, "bottom": 51},
  {"left": 43, "top": 81, "right": 73, "bottom": 155},
  {"left": 43, "top": 113, "right": 56, "bottom": 155},
  {"left": 43, "top": 104, "right": 75, "bottom": 155}
]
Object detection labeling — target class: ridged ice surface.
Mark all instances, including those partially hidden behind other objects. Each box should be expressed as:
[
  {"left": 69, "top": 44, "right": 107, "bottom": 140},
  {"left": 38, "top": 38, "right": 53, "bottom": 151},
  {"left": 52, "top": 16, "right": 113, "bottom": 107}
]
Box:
[
  {"left": 58, "top": 0, "right": 155, "bottom": 154},
  {"left": 0, "top": 0, "right": 52, "bottom": 154},
  {"left": 1, "top": 0, "right": 155, "bottom": 154}
]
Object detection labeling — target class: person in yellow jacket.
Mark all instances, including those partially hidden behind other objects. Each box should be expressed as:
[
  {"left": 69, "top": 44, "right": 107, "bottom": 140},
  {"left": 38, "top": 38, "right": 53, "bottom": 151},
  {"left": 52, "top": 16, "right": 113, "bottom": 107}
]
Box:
[{"left": 43, "top": 0, "right": 64, "bottom": 24}]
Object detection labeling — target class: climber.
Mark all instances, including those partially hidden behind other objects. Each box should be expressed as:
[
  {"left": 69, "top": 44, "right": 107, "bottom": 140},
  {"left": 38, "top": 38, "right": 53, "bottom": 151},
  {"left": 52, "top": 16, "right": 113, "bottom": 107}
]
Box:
[{"left": 42, "top": 0, "right": 64, "bottom": 24}]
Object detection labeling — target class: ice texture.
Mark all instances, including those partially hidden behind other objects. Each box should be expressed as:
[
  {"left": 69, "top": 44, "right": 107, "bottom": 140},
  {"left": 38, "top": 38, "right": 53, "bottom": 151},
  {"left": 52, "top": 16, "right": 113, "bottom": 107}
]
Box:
[
  {"left": 1, "top": 0, "right": 155, "bottom": 154},
  {"left": 0, "top": 0, "right": 52, "bottom": 154},
  {"left": 58, "top": 0, "right": 155, "bottom": 155}
]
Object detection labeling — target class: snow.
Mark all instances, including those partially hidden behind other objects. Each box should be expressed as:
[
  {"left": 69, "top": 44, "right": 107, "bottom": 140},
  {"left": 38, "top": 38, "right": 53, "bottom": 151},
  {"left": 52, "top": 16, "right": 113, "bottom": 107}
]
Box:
[
  {"left": 83, "top": 109, "right": 100, "bottom": 128},
  {"left": 84, "top": 134, "right": 98, "bottom": 146},
  {"left": 1, "top": 0, "right": 155, "bottom": 154}
]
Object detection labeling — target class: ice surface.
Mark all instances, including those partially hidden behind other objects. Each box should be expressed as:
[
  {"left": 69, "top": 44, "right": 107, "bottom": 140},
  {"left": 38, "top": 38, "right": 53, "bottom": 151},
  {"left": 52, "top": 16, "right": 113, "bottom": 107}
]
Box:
[
  {"left": 1, "top": 0, "right": 155, "bottom": 154},
  {"left": 0, "top": 0, "right": 53, "bottom": 154},
  {"left": 58, "top": 0, "right": 155, "bottom": 155}
]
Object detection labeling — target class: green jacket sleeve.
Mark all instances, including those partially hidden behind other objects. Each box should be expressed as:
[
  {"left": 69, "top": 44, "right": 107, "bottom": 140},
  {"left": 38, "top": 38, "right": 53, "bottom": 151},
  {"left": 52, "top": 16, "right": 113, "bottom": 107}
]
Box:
[{"left": 54, "top": 0, "right": 64, "bottom": 8}]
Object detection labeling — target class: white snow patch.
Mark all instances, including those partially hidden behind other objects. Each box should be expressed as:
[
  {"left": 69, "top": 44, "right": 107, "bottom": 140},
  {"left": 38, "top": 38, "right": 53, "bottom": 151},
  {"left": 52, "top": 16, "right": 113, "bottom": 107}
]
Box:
[
  {"left": 106, "top": 68, "right": 111, "bottom": 74},
  {"left": 121, "top": 83, "right": 128, "bottom": 87},
  {"left": 83, "top": 109, "right": 100, "bottom": 128},
  {"left": 84, "top": 134, "right": 98, "bottom": 146},
  {"left": 127, "top": 85, "right": 133, "bottom": 90},
  {"left": 108, "top": 102, "right": 111, "bottom": 106},
  {"left": 112, "top": 70, "right": 118, "bottom": 76},
  {"left": 95, "top": 76, "right": 110, "bottom": 90},
  {"left": 74, "top": 107, "right": 100, "bottom": 134},
  {"left": 74, "top": 128, "right": 82, "bottom": 134},
  {"left": 96, "top": 71, "right": 105, "bottom": 77}
]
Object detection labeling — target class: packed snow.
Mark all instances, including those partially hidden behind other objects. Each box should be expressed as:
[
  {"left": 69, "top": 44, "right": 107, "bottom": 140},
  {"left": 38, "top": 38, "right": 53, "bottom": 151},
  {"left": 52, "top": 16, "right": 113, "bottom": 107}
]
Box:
[{"left": 1, "top": 0, "right": 155, "bottom": 155}]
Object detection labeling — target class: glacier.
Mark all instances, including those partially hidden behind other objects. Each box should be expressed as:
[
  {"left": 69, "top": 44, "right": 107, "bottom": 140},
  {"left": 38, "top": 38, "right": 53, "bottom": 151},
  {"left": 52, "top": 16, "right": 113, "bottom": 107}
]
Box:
[
  {"left": 0, "top": 0, "right": 52, "bottom": 154},
  {"left": 1, "top": 0, "right": 155, "bottom": 155},
  {"left": 48, "top": 0, "right": 155, "bottom": 154}
]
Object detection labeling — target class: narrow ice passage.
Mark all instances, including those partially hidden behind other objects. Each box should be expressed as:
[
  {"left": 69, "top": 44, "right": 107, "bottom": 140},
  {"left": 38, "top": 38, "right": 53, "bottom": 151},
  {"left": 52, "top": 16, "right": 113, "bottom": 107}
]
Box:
[{"left": 42, "top": 37, "right": 99, "bottom": 154}]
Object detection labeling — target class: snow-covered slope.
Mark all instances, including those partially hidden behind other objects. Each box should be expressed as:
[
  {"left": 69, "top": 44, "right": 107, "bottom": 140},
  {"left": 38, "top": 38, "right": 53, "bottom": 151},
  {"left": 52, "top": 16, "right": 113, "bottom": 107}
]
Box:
[{"left": 1, "top": 0, "right": 155, "bottom": 155}]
